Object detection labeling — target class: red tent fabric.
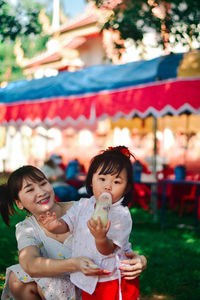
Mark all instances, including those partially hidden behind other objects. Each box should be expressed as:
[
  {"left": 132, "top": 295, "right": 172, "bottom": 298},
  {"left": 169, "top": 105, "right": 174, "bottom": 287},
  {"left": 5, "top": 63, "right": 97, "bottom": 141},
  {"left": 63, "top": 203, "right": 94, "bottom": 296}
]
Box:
[{"left": 0, "top": 51, "right": 199, "bottom": 128}]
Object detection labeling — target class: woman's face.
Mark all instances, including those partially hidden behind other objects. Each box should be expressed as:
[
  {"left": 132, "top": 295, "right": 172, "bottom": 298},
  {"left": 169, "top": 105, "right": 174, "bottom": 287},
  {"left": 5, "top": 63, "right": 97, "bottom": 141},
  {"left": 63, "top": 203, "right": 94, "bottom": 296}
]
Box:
[
  {"left": 16, "top": 177, "right": 55, "bottom": 217},
  {"left": 91, "top": 167, "right": 128, "bottom": 204}
]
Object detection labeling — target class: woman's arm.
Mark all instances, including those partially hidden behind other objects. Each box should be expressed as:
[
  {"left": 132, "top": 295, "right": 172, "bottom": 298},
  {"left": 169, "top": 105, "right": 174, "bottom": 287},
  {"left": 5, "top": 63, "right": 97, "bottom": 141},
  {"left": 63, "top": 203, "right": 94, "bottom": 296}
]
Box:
[
  {"left": 119, "top": 252, "right": 147, "bottom": 280},
  {"left": 19, "top": 245, "right": 111, "bottom": 277}
]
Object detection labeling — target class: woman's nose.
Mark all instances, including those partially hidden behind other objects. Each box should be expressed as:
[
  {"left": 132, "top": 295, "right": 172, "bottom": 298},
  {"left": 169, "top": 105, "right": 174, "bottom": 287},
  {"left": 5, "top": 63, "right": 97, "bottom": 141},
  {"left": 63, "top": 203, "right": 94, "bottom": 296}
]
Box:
[{"left": 36, "top": 185, "right": 46, "bottom": 195}]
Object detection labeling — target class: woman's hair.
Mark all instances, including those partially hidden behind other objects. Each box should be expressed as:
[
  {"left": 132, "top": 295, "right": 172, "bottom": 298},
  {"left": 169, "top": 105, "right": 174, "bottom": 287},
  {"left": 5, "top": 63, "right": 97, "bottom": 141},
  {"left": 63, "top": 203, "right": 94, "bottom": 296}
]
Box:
[
  {"left": 86, "top": 146, "right": 135, "bottom": 206},
  {"left": 0, "top": 165, "right": 46, "bottom": 226}
]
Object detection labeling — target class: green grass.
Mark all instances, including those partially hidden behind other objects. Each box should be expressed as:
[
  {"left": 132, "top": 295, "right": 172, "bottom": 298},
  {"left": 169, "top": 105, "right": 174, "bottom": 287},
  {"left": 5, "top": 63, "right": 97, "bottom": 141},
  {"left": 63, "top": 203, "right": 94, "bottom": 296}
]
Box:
[
  {"left": 130, "top": 208, "right": 200, "bottom": 300},
  {"left": 0, "top": 208, "right": 199, "bottom": 299},
  {"left": 0, "top": 210, "right": 26, "bottom": 293}
]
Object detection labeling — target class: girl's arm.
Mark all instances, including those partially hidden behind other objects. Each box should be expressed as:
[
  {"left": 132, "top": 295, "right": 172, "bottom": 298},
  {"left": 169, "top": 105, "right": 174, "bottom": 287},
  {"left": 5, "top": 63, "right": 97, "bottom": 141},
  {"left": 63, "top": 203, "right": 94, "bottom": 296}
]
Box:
[
  {"left": 18, "top": 245, "right": 110, "bottom": 277},
  {"left": 94, "top": 236, "right": 116, "bottom": 255},
  {"left": 38, "top": 212, "right": 69, "bottom": 234},
  {"left": 87, "top": 217, "right": 117, "bottom": 255}
]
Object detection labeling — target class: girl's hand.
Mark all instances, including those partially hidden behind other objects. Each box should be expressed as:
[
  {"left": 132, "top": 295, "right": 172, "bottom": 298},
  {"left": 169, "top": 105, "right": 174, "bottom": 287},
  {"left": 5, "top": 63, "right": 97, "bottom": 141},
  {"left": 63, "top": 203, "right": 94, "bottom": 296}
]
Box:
[
  {"left": 119, "top": 252, "right": 147, "bottom": 280},
  {"left": 87, "top": 217, "right": 110, "bottom": 240},
  {"left": 38, "top": 211, "right": 62, "bottom": 232},
  {"left": 74, "top": 256, "right": 111, "bottom": 276}
]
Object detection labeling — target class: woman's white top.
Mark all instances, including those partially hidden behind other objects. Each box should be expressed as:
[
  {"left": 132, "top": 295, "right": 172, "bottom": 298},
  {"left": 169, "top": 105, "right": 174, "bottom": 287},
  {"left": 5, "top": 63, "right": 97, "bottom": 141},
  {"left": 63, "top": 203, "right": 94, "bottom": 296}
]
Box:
[{"left": 2, "top": 214, "right": 81, "bottom": 300}]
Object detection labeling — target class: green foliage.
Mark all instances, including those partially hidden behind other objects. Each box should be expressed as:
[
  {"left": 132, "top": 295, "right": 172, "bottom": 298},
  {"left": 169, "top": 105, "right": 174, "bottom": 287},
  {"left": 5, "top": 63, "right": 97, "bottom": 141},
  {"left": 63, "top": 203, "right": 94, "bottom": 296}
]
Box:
[
  {"left": 0, "top": 42, "right": 24, "bottom": 82},
  {"left": 0, "top": 0, "right": 21, "bottom": 41},
  {"left": 21, "top": 34, "right": 49, "bottom": 59},
  {"left": 93, "top": 0, "right": 200, "bottom": 50},
  {"left": 0, "top": 0, "right": 43, "bottom": 42},
  {"left": 0, "top": 1, "right": 50, "bottom": 82},
  {"left": 0, "top": 32, "right": 49, "bottom": 82},
  {"left": 0, "top": 209, "right": 26, "bottom": 295}
]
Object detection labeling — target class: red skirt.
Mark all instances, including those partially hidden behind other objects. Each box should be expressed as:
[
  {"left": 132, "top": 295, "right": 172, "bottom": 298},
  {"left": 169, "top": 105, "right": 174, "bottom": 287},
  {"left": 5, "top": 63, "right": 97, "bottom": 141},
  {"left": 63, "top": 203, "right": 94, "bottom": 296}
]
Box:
[{"left": 82, "top": 277, "right": 139, "bottom": 300}]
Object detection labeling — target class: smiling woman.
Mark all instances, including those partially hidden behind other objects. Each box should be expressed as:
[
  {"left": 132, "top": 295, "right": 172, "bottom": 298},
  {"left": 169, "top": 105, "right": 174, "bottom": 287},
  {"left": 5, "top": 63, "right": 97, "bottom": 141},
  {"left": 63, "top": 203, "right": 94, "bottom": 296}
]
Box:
[
  {"left": 0, "top": 165, "right": 147, "bottom": 300},
  {"left": 0, "top": 166, "right": 109, "bottom": 299}
]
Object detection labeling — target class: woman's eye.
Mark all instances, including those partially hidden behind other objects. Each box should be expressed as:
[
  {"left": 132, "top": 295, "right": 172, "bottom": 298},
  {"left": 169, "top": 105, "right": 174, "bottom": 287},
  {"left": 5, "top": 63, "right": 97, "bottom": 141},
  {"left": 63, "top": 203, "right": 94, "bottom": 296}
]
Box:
[{"left": 41, "top": 181, "right": 47, "bottom": 186}]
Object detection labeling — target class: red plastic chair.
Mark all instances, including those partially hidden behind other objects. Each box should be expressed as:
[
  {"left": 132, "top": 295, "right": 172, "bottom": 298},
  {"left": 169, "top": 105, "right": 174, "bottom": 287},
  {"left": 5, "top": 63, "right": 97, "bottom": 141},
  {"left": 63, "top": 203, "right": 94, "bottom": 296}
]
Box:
[
  {"left": 130, "top": 183, "right": 151, "bottom": 210},
  {"left": 179, "top": 185, "right": 200, "bottom": 218}
]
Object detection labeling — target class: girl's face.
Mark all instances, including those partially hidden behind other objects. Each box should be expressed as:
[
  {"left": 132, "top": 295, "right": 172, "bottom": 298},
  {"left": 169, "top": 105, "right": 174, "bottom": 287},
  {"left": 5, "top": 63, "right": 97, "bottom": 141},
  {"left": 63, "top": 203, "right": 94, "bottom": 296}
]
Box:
[
  {"left": 91, "top": 167, "right": 128, "bottom": 204},
  {"left": 16, "top": 177, "right": 55, "bottom": 217}
]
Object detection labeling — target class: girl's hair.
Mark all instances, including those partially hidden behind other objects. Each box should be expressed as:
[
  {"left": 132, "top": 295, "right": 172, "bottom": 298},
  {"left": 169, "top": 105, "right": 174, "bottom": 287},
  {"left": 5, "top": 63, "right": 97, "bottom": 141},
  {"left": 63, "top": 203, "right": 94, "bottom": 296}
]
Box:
[
  {"left": 0, "top": 165, "right": 47, "bottom": 226},
  {"left": 86, "top": 146, "right": 135, "bottom": 206}
]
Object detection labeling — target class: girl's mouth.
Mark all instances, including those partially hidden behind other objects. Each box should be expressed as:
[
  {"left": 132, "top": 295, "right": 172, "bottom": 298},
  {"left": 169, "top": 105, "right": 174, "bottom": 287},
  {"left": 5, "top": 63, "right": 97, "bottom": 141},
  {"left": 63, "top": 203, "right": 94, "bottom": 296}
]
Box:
[{"left": 37, "top": 197, "right": 50, "bottom": 205}]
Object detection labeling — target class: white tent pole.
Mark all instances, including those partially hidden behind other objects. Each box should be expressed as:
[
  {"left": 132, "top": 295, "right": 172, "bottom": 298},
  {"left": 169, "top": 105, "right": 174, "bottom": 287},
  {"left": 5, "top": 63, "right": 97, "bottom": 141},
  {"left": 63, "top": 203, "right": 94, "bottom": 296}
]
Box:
[{"left": 152, "top": 116, "right": 157, "bottom": 178}]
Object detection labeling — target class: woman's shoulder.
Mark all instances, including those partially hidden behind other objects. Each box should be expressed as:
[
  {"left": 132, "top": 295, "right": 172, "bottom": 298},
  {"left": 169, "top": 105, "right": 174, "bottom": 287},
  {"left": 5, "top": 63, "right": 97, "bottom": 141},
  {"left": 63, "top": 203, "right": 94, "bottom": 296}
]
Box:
[{"left": 15, "top": 215, "right": 36, "bottom": 230}]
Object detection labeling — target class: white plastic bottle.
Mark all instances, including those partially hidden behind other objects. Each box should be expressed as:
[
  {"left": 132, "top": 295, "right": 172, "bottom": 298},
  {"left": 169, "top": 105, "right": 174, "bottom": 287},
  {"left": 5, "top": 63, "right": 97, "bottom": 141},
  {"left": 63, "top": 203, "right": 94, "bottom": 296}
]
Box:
[{"left": 92, "top": 192, "right": 112, "bottom": 226}]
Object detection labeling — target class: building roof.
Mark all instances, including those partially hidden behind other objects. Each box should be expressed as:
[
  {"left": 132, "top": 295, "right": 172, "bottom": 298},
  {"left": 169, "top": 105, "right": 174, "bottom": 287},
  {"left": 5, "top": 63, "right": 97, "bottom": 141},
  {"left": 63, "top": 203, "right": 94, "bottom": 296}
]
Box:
[
  {"left": 21, "top": 6, "right": 102, "bottom": 74},
  {"left": 59, "top": 14, "right": 98, "bottom": 33}
]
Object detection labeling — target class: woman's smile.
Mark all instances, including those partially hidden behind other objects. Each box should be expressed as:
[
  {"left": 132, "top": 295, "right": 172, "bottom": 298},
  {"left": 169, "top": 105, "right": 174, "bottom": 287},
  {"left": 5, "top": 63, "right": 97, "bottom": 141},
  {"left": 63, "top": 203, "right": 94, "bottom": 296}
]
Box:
[{"left": 37, "top": 196, "right": 50, "bottom": 205}]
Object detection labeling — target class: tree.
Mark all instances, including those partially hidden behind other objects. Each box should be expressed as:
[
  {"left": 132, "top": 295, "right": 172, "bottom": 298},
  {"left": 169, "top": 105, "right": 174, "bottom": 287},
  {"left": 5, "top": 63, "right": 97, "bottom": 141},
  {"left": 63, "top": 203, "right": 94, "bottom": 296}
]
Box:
[
  {"left": 0, "top": 0, "right": 43, "bottom": 42},
  {"left": 92, "top": 0, "right": 200, "bottom": 52},
  {"left": 0, "top": 43, "right": 24, "bottom": 83},
  {"left": 0, "top": 0, "right": 49, "bottom": 83}
]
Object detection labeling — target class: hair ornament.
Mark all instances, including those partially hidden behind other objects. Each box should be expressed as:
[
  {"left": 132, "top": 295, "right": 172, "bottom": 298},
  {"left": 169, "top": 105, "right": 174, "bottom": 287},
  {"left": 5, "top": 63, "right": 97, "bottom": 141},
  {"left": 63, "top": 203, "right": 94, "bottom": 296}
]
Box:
[
  {"left": 105, "top": 146, "right": 135, "bottom": 160},
  {"left": 120, "top": 148, "right": 131, "bottom": 158}
]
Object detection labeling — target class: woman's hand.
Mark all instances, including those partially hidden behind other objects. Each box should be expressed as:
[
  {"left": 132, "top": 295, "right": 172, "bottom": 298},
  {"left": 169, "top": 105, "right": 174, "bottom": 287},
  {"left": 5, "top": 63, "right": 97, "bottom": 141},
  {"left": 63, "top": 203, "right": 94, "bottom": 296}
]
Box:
[
  {"left": 73, "top": 256, "right": 111, "bottom": 276},
  {"left": 119, "top": 252, "right": 147, "bottom": 280}
]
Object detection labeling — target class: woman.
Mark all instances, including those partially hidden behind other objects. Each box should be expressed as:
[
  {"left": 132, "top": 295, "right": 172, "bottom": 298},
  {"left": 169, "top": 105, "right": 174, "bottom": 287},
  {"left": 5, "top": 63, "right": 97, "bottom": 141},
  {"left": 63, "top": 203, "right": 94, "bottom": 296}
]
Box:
[{"left": 0, "top": 165, "right": 147, "bottom": 300}]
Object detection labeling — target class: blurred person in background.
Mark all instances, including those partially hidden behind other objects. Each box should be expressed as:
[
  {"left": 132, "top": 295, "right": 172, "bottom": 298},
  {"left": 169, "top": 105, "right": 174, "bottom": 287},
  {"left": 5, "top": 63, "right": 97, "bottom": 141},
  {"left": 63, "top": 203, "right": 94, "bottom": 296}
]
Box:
[
  {"left": 66, "top": 158, "right": 86, "bottom": 190},
  {"left": 41, "top": 154, "right": 80, "bottom": 202}
]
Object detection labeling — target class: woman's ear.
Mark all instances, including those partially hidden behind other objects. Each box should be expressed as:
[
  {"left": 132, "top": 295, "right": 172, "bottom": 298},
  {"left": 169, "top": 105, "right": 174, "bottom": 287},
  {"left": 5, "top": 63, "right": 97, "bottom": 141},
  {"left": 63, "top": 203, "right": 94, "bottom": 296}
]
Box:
[{"left": 15, "top": 200, "right": 24, "bottom": 210}]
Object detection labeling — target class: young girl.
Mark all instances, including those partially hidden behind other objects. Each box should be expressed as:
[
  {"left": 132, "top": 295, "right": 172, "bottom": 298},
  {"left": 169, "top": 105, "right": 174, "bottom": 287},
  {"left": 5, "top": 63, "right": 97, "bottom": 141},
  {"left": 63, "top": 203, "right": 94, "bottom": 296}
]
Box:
[{"left": 39, "top": 146, "right": 140, "bottom": 300}]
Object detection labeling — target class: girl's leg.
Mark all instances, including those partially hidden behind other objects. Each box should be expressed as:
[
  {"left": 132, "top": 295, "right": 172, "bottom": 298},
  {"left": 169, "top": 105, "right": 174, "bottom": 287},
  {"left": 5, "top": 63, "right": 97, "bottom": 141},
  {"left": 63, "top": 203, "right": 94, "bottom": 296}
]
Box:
[{"left": 9, "top": 271, "right": 44, "bottom": 300}]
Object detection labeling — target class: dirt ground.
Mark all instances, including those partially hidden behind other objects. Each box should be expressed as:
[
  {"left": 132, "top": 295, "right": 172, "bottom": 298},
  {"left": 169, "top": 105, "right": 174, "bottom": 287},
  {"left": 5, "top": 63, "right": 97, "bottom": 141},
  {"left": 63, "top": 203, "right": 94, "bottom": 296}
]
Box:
[{"left": 141, "top": 295, "right": 173, "bottom": 300}]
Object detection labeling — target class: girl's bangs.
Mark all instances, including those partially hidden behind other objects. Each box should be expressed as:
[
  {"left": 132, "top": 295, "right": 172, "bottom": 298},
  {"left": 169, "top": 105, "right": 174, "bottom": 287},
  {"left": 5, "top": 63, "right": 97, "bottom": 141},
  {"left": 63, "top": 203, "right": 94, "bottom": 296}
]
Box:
[{"left": 98, "top": 160, "right": 123, "bottom": 176}]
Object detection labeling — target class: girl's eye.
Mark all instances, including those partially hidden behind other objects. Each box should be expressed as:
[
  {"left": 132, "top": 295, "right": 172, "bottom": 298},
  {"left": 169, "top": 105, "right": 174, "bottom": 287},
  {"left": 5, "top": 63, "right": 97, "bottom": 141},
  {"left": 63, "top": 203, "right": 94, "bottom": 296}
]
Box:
[
  {"left": 26, "top": 188, "right": 34, "bottom": 193},
  {"left": 114, "top": 180, "right": 121, "bottom": 184},
  {"left": 99, "top": 177, "right": 105, "bottom": 181}
]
